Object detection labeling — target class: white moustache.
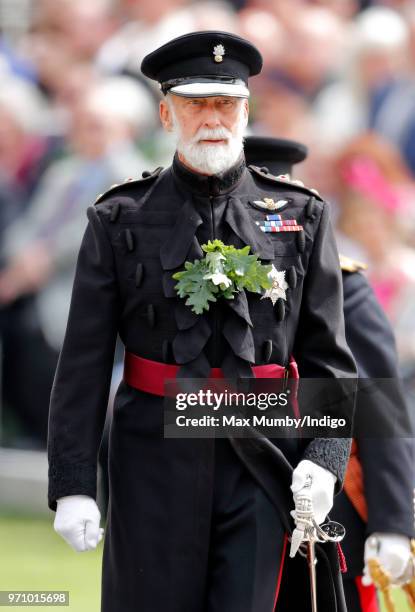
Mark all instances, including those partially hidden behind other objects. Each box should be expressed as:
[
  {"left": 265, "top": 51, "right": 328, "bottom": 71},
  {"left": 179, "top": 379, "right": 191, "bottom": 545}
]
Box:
[
  {"left": 192, "top": 128, "right": 232, "bottom": 144},
  {"left": 169, "top": 103, "right": 246, "bottom": 174}
]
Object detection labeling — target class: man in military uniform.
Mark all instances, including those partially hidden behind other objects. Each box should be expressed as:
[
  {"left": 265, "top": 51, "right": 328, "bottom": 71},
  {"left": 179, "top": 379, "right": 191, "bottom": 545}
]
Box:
[
  {"left": 245, "top": 135, "right": 415, "bottom": 611},
  {"left": 48, "top": 32, "right": 356, "bottom": 611},
  {"left": 334, "top": 255, "right": 414, "bottom": 612}
]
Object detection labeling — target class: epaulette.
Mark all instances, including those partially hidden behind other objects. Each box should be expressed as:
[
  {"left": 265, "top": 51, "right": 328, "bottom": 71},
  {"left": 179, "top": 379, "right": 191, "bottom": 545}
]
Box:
[
  {"left": 339, "top": 253, "right": 368, "bottom": 273},
  {"left": 94, "top": 166, "right": 163, "bottom": 205},
  {"left": 248, "top": 164, "right": 323, "bottom": 201}
]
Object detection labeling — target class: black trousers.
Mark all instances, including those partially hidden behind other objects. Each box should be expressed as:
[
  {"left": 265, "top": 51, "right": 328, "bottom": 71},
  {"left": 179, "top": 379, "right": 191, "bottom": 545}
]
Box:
[
  {"left": 101, "top": 395, "right": 347, "bottom": 612},
  {"left": 205, "top": 438, "right": 286, "bottom": 612},
  {"left": 100, "top": 430, "right": 287, "bottom": 611}
]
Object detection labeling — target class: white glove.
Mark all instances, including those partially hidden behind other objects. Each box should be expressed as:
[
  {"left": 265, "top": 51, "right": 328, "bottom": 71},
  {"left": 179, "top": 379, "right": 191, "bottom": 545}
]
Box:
[
  {"left": 291, "top": 459, "right": 337, "bottom": 525},
  {"left": 54, "top": 495, "right": 104, "bottom": 552},
  {"left": 362, "top": 532, "right": 413, "bottom": 586}
]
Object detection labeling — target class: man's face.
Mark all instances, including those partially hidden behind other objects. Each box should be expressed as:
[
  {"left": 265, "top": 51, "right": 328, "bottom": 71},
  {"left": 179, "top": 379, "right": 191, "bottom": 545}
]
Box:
[{"left": 160, "top": 94, "right": 249, "bottom": 175}]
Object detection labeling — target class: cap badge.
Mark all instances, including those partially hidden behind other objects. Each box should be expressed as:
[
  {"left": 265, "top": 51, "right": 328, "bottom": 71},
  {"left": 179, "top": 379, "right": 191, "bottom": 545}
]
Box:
[{"left": 213, "top": 44, "right": 225, "bottom": 63}]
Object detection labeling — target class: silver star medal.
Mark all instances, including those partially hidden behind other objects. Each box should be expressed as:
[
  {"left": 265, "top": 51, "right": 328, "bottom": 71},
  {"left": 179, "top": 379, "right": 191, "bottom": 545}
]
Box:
[
  {"left": 253, "top": 197, "right": 288, "bottom": 211},
  {"left": 261, "top": 265, "right": 288, "bottom": 305}
]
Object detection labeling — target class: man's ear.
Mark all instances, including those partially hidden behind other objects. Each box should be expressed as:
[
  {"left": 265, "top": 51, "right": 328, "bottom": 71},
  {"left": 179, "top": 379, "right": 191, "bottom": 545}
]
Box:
[
  {"left": 159, "top": 98, "right": 173, "bottom": 132},
  {"left": 243, "top": 98, "right": 249, "bottom": 127}
]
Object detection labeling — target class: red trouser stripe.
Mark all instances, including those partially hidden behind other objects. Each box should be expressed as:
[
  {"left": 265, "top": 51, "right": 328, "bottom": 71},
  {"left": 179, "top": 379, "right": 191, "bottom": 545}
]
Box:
[
  {"left": 355, "top": 576, "right": 379, "bottom": 612},
  {"left": 273, "top": 532, "right": 288, "bottom": 610}
]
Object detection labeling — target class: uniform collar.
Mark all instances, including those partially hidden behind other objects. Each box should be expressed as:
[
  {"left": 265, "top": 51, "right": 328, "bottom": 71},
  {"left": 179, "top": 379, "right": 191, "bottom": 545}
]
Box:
[{"left": 172, "top": 149, "right": 246, "bottom": 196}]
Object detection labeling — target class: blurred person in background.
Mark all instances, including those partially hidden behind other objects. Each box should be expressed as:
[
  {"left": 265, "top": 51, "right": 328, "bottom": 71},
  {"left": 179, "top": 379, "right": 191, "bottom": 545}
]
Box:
[
  {"left": 274, "top": 6, "right": 346, "bottom": 101},
  {"left": 241, "top": 5, "right": 346, "bottom": 101},
  {"left": 406, "top": 5, "right": 415, "bottom": 69},
  {"left": 244, "top": 133, "right": 415, "bottom": 612},
  {"left": 96, "top": 0, "right": 239, "bottom": 79},
  {"left": 96, "top": 0, "right": 202, "bottom": 76},
  {"left": 305, "top": 0, "right": 361, "bottom": 20},
  {"left": 0, "top": 185, "right": 20, "bottom": 251},
  {"left": 373, "top": 0, "right": 415, "bottom": 11},
  {"left": 50, "top": 62, "right": 102, "bottom": 137},
  {"left": 0, "top": 31, "right": 36, "bottom": 82},
  {"left": 0, "top": 77, "right": 62, "bottom": 443},
  {"left": 40, "top": 0, "right": 117, "bottom": 63},
  {"left": 250, "top": 77, "right": 316, "bottom": 144},
  {"left": 0, "top": 76, "right": 154, "bottom": 448},
  {"left": 313, "top": 6, "right": 415, "bottom": 171},
  {"left": 17, "top": 0, "right": 119, "bottom": 139},
  {"left": 0, "top": 76, "right": 60, "bottom": 206},
  {"left": 333, "top": 132, "right": 415, "bottom": 377},
  {"left": 235, "top": 3, "right": 285, "bottom": 71},
  {"left": 241, "top": 4, "right": 347, "bottom": 187},
  {"left": 22, "top": 0, "right": 117, "bottom": 79}
]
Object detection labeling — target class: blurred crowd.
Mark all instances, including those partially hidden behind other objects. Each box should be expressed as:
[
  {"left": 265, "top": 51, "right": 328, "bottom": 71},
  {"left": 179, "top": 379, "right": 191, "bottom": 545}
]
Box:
[{"left": 1, "top": 0, "right": 415, "bottom": 448}]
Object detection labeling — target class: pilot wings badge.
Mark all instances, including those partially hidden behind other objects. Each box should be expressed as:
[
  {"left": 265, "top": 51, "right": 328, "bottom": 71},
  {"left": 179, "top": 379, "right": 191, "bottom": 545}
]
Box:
[{"left": 252, "top": 197, "right": 288, "bottom": 211}]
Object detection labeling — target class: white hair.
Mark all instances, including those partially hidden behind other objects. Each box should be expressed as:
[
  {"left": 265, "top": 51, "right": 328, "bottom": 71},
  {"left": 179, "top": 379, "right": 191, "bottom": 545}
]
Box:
[
  {"left": 84, "top": 76, "right": 157, "bottom": 135},
  {"left": 0, "top": 76, "right": 49, "bottom": 133},
  {"left": 166, "top": 93, "right": 248, "bottom": 175},
  {"left": 353, "top": 7, "right": 409, "bottom": 54}
]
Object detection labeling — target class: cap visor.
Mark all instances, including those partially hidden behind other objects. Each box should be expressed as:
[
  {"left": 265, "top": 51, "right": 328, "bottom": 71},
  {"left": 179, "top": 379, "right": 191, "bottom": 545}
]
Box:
[{"left": 169, "top": 81, "right": 249, "bottom": 98}]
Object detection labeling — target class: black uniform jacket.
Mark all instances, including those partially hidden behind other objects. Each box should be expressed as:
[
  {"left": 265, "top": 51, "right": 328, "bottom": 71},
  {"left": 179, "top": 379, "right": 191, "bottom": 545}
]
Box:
[
  {"left": 331, "top": 268, "right": 415, "bottom": 578},
  {"left": 47, "top": 152, "right": 357, "bottom": 611}
]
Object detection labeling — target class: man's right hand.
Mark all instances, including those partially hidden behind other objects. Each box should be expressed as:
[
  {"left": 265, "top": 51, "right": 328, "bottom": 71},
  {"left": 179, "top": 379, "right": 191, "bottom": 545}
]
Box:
[{"left": 54, "top": 495, "right": 104, "bottom": 552}]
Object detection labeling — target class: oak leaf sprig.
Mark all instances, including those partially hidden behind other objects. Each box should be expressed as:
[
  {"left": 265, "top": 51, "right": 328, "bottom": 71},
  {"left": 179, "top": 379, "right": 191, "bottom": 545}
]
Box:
[{"left": 172, "top": 239, "right": 272, "bottom": 314}]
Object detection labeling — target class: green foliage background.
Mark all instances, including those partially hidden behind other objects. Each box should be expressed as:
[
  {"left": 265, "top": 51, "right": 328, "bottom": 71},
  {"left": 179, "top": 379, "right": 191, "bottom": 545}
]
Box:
[{"left": 0, "top": 514, "right": 102, "bottom": 611}]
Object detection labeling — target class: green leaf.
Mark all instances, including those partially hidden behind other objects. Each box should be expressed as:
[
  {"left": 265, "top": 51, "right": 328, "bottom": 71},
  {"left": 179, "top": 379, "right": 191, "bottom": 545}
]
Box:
[
  {"left": 173, "top": 241, "right": 273, "bottom": 313},
  {"left": 224, "top": 249, "right": 256, "bottom": 279},
  {"left": 205, "top": 250, "right": 226, "bottom": 273},
  {"left": 185, "top": 283, "right": 218, "bottom": 314},
  {"left": 202, "top": 239, "right": 226, "bottom": 254}
]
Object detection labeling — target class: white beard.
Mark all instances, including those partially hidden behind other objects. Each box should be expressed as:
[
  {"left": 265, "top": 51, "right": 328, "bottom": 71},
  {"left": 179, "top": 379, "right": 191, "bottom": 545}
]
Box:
[{"left": 170, "top": 102, "right": 247, "bottom": 175}]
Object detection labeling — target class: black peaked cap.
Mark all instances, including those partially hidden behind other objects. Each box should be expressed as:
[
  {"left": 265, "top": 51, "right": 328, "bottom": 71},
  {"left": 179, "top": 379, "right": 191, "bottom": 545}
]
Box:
[
  {"left": 245, "top": 136, "right": 308, "bottom": 175},
  {"left": 141, "top": 31, "right": 263, "bottom": 97}
]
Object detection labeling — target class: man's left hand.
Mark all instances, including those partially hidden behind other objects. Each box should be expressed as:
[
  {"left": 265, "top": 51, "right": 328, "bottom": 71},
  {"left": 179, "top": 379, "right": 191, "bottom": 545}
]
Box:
[{"left": 290, "top": 459, "right": 337, "bottom": 526}]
